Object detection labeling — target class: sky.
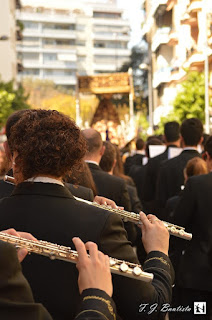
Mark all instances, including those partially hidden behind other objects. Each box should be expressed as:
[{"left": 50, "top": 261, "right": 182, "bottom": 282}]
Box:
[{"left": 117, "top": 0, "right": 144, "bottom": 48}]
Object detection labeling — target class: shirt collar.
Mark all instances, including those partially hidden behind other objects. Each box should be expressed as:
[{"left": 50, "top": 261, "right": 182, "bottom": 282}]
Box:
[
  {"left": 85, "top": 160, "right": 99, "bottom": 166},
  {"left": 26, "top": 176, "right": 64, "bottom": 186}
]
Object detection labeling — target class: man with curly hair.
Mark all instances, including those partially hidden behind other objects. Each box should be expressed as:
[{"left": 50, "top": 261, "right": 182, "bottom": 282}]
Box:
[{"left": 0, "top": 109, "right": 173, "bottom": 320}]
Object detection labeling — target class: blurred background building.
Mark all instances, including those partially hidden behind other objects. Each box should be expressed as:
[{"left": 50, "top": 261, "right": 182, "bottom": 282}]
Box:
[
  {"left": 15, "top": 0, "right": 130, "bottom": 89},
  {"left": 0, "top": 0, "right": 22, "bottom": 84},
  {"left": 141, "top": 0, "right": 212, "bottom": 126}
]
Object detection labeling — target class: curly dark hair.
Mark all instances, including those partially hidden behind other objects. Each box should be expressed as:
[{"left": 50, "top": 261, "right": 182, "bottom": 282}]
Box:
[{"left": 8, "top": 109, "right": 87, "bottom": 180}]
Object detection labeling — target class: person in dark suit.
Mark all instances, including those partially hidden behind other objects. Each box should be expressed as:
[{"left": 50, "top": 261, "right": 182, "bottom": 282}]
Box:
[
  {"left": 100, "top": 141, "right": 142, "bottom": 214},
  {"left": 129, "top": 137, "right": 164, "bottom": 208},
  {"left": 168, "top": 135, "right": 212, "bottom": 319},
  {"left": 156, "top": 118, "right": 203, "bottom": 216},
  {"left": 0, "top": 178, "right": 95, "bottom": 202},
  {"left": 124, "top": 138, "right": 145, "bottom": 174},
  {"left": 0, "top": 109, "right": 174, "bottom": 320},
  {"left": 82, "top": 128, "right": 131, "bottom": 211},
  {"left": 143, "top": 121, "right": 180, "bottom": 214},
  {"left": 0, "top": 229, "right": 116, "bottom": 320}
]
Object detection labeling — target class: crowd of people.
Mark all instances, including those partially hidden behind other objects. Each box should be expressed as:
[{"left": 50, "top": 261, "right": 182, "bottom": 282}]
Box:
[{"left": 0, "top": 109, "right": 211, "bottom": 320}]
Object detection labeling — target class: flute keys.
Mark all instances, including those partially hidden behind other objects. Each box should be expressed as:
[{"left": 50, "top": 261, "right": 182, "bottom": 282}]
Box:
[
  {"left": 179, "top": 229, "right": 185, "bottom": 236},
  {"left": 133, "top": 266, "right": 142, "bottom": 276},
  {"left": 170, "top": 226, "right": 177, "bottom": 234},
  {"left": 109, "top": 258, "right": 116, "bottom": 267},
  {"left": 120, "top": 262, "right": 128, "bottom": 273}
]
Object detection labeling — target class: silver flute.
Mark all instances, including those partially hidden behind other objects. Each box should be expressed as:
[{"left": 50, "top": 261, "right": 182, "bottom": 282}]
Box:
[
  {"left": 4, "top": 175, "right": 192, "bottom": 240},
  {"left": 0, "top": 232, "right": 153, "bottom": 282},
  {"left": 74, "top": 197, "right": 192, "bottom": 241}
]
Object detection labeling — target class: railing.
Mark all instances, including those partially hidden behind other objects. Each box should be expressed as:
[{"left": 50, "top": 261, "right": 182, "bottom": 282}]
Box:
[
  {"left": 153, "top": 66, "right": 172, "bottom": 88},
  {"left": 151, "top": 27, "right": 171, "bottom": 51}
]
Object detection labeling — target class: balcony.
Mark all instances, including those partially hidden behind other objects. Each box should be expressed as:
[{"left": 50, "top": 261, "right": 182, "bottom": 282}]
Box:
[
  {"left": 151, "top": 27, "right": 171, "bottom": 52},
  {"left": 153, "top": 66, "right": 172, "bottom": 88},
  {"left": 183, "top": 49, "right": 208, "bottom": 70},
  {"left": 23, "top": 29, "right": 77, "bottom": 39},
  {"left": 16, "top": 11, "right": 76, "bottom": 24},
  {"left": 17, "top": 45, "right": 77, "bottom": 54},
  {"left": 181, "top": 12, "right": 198, "bottom": 26},
  {"left": 43, "top": 75, "right": 76, "bottom": 85},
  {"left": 23, "top": 60, "right": 77, "bottom": 69},
  {"left": 167, "top": 29, "right": 178, "bottom": 46},
  {"left": 93, "top": 33, "right": 130, "bottom": 42},
  {"left": 166, "top": 0, "right": 177, "bottom": 11},
  {"left": 93, "top": 48, "right": 130, "bottom": 56},
  {"left": 187, "top": 0, "right": 202, "bottom": 13}
]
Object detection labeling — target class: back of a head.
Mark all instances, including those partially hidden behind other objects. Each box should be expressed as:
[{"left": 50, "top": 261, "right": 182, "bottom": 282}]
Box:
[
  {"left": 82, "top": 128, "right": 103, "bottom": 155},
  {"left": 164, "top": 121, "right": 180, "bottom": 143},
  {"left": 185, "top": 157, "right": 208, "bottom": 178},
  {"left": 9, "top": 109, "right": 86, "bottom": 180},
  {"left": 6, "top": 110, "right": 28, "bottom": 139},
  {"left": 99, "top": 141, "right": 116, "bottom": 173},
  {"left": 205, "top": 135, "right": 212, "bottom": 158},
  {"left": 136, "top": 138, "right": 145, "bottom": 150},
  {"left": 180, "top": 118, "right": 203, "bottom": 146}
]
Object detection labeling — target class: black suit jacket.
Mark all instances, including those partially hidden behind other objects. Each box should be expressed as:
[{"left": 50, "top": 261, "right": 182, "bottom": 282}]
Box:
[
  {"left": 0, "top": 182, "right": 173, "bottom": 320},
  {"left": 156, "top": 149, "right": 201, "bottom": 209},
  {"left": 0, "top": 180, "right": 94, "bottom": 202},
  {"left": 170, "top": 172, "right": 212, "bottom": 292},
  {"left": 124, "top": 154, "right": 145, "bottom": 175},
  {"left": 0, "top": 241, "right": 116, "bottom": 320},
  {"left": 87, "top": 163, "right": 131, "bottom": 211}
]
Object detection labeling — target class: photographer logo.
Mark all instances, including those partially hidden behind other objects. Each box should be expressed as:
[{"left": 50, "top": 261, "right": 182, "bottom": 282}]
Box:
[{"left": 194, "top": 302, "right": 206, "bottom": 315}]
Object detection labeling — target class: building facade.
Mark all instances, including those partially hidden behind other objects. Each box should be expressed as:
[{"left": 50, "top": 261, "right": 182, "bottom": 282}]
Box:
[
  {"left": 16, "top": 0, "right": 130, "bottom": 88},
  {"left": 141, "top": 0, "right": 212, "bottom": 125},
  {"left": 0, "top": 0, "right": 21, "bottom": 83}
]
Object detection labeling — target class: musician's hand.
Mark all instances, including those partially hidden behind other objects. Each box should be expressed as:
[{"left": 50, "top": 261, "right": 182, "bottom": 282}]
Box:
[
  {"left": 2, "top": 228, "right": 37, "bottom": 262},
  {"left": 94, "top": 196, "right": 117, "bottom": 209},
  {"left": 139, "top": 212, "right": 169, "bottom": 256},
  {"left": 73, "top": 237, "right": 113, "bottom": 297}
]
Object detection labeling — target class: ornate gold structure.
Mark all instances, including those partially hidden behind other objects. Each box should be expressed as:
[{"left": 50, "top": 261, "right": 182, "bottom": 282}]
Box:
[{"left": 76, "top": 70, "right": 135, "bottom": 145}]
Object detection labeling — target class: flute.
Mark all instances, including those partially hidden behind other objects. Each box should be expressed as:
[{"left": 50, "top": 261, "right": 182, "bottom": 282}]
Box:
[
  {"left": 0, "top": 232, "right": 153, "bottom": 282},
  {"left": 74, "top": 197, "right": 192, "bottom": 241},
  {"left": 4, "top": 175, "right": 192, "bottom": 240}
]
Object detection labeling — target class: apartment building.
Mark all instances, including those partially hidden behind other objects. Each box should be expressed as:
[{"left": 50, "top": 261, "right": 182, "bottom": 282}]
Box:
[
  {"left": 0, "top": 0, "right": 21, "bottom": 83},
  {"left": 141, "top": 0, "right": 212, "bottom": 124},
  {"left": 16, "top": 0, "right": 130, "bottom": 88}
]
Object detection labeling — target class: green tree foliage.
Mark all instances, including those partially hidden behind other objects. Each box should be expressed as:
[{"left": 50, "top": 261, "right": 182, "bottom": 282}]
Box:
[
  {"left": 155, "top": 71, "right": 209, "bottom": 135},
  {"left": 173, "top": 71, "right": 205, "bottom": 122},
  {"left": 0, "top": 81, "right": 29, "bottom": 127}
]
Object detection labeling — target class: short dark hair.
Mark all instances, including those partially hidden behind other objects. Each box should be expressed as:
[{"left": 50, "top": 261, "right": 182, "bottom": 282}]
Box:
[
  {"left": 205, "top": 135, "right": 212, "bottom": 158},
  {"left": 180, "top": 118, "right": 203, "bottom": 146},
  {"left": 8, "top": 109, "right": 86, "bottom": 180},
  {"left": 136, "top": 138, "right": 145, "bottom": 150},
  {"left": 99, "top": 141, "right": 116, "bottom": 172},
  {"left": 82, "top": 129, "right": 103, "bottom": 154},
  {"left": 164, "top": 121, "right": 180, "bottom": 142}
]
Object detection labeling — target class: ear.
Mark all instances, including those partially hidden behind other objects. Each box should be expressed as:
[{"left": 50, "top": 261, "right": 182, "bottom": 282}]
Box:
[
  {"left": 100, "top": 145, "right": 105, "bottom": 156},
  {"left": 180, "top": 135, "right": 184, "bottom": 147},
  {"left": 3, "top": 141, "right": 12, "bottom": 161},
  {"left": 112, "top": 159, "right": 117, "bottom": 171},
  {"left": 205, "top": 151, "right": 211, "bottom": 161},
  {"left": 199, "top": 136, "right": 204, "bottom": 145}
]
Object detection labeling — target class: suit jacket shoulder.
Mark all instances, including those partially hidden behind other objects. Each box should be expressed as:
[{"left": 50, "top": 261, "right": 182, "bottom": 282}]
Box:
[{"left": 88, "top": 163, "right": 131, "bottom": 210}]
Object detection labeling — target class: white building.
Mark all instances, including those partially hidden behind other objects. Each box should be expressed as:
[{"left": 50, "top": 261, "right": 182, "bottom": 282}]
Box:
[
  {"left": 141, "top": 0, "right": 212, "bottom": 125},
  {"left": 0, "top": 0, "right": 21, "bottom": 83},
  {"left": 16, "top": 0, "right": 131, "bottom": 88}
]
